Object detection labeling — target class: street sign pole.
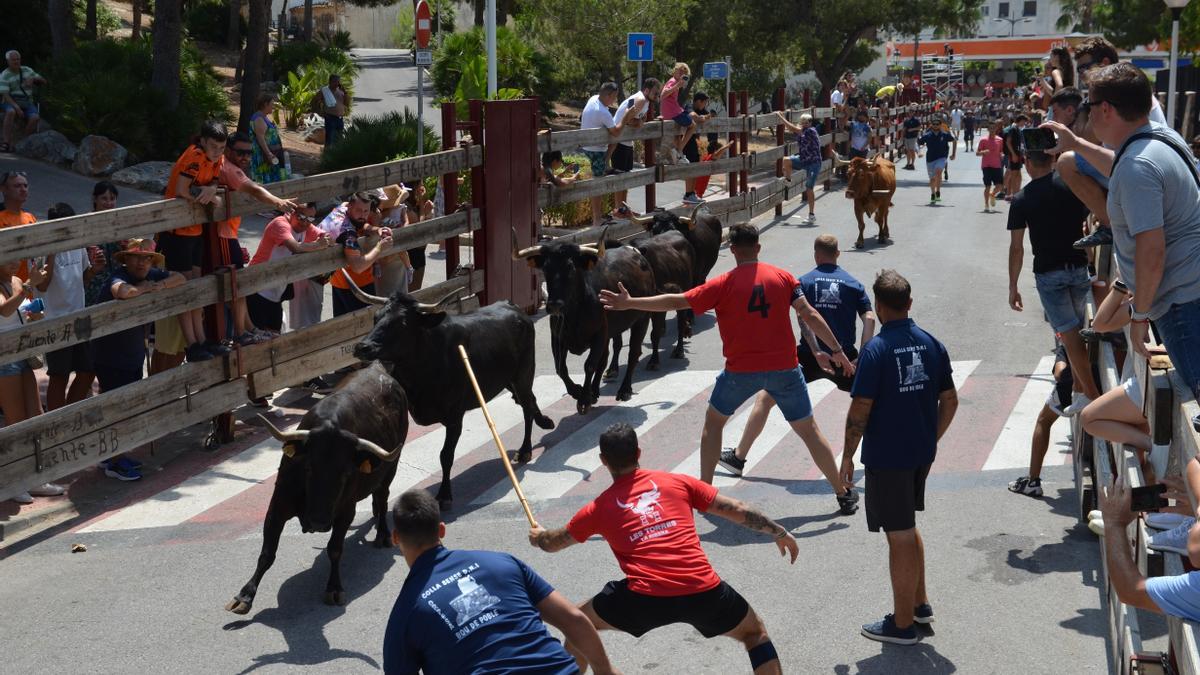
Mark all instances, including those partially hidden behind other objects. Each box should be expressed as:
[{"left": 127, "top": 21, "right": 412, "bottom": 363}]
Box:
[
  {"left": 724, "top": 56, "right": 732, "bottom": 111},
  {"left": 638, "top": 62, "right": 643, "bottom": 92},
  {"left": 416, "top": 0, "right": 432, "bottom": 155},
  {"left": 417, "top": 69, "right": 424, "bottom": 155}
]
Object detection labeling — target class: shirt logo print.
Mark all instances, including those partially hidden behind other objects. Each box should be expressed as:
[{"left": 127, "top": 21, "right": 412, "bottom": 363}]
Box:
[
  {"left": 448, "top": 575, "right": 501, "bottom": 626},
  {"left": 899, "top": 351, "right": 929, "bottom": 386},
  {"left": 817, "top": 280, "right": 842, "bottom": 306},
  {"left": 617, "top": 481, "right": 663, "bottom": 527}
]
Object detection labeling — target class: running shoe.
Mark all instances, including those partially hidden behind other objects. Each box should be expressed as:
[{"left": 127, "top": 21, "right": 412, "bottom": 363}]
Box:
[
  {"left": 682, "top": 192, "right": 704, "bottom": 205},
  {"left": 837, "top": 488, "right": 859, "bottom": 515},
  {"left": 995, "top": 191, "right": 1007, "bottom": 200},
  {"left": 718, "top": 449, "right": 746, "bottom": 476},
  {"left": 11, "top": 492, "right": 33, "bottom": 504},
  {"left": 1073, "top": 227, "right": 1113, "bottom": 249},
  {"left": 235, "top": 332, "right": 262, "bottom": 347},
  {"left": 104, "top": 457, "right": 142, "bottom": 481},
  {"left": 185, "top": 343, "right": 214, "bottom": 363},
  {"left": 930, "top": 194, "right": 937, "bottom": 204},
  {"left": 914, "top": 603, "right": 935, "bottom": 625},
  {"left": 205, "top": 341, "right": 233, "bottom": 356},
  {"left": 1008, "top": 476, "right": 1043, "bottom": 497},
  {"left": 1148, "top": 518, "right": 1195, "bottom": 556},
  {"left": 989, "top": 194, "right": 997, "bottom": 208},
  {"left": 301, "top": 377, "right": 335, "bottom": 394},
  {"left": 28, "top": 482, "right": 66, "bottom": 497},
  {"left": 861, "top": 615, "right": 919, "bottom": 645},
  {"left": 803, "top": 214, "right": 816, "bottom": 225}
]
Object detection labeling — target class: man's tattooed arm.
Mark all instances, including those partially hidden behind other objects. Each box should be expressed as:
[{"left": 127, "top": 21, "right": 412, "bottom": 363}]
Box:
[
  {"left": 843, "top": 397, "right": 874, "bottom": 462},
  {"left": 708, "top": 494, "right": 790, "bottom": 539}
]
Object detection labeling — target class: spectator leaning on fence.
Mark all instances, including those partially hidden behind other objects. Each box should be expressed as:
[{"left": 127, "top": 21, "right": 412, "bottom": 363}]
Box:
[
  {"left": 0, "top": 170, "right": 35, "bottom": 280},
  {"left": 246, "top": 202, "right": 330, "bottom": 335},
  {"left": 848, "top": 111, "right": 872, "bottom": 160},
  {"left": 0, "top": 50, "right": 46, "bottom": 153},
  {"left": 83, "top": 181, "right": 123, "bottom": 307},
  {"left": 320, "top": 191, "right": 394, "bottom": 317},
  {"left": 1049, "top": 63, "right": 1200, "bottom": 433},
  {"left": 658, "top": 62, "right": 695, "bottom": 166},
  {"left": 612, "top": 78, "right": 661, "bottom": 209},
  {"left": 579, "top": 82, "right": 625, "bottom": 227},
  {"left": 780, "top": 113, "right": 824, "bottom": 225}
]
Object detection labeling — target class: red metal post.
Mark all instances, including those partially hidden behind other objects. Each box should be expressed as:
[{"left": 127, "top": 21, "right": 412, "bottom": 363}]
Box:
[
  {"left": 441, "top": 103, "right": 460, "bottom": 274},
  {"left": 739, "top": 90, "right": 749, "bottom": 196},
  {"left": 645, "top": 90, "right": 657, "bottom": 213},
  {"left": 469, "top": 99, "right": 486, "bottom": 300},
  {"left": 803, "top": 88, "right": 811, "bottom": 108},
  {"left": 774, "top": 87, "right": 786, "bottom": 217},
  {"left": 727, "top": 92, "right": 739, "bottom": 196}
]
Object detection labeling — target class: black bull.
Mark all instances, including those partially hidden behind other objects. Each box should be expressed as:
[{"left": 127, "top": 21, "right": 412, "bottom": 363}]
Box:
[
  {"left": 225, "top": 362, "right": 408, "bottom": 614},
  {"left": 351, "top": 284, "right": 554, "bottom": 510}
]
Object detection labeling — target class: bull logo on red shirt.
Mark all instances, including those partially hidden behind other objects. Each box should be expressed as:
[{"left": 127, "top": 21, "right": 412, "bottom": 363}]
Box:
[{"left": 617, "top": 481, "right": 663, "bottom": 527}]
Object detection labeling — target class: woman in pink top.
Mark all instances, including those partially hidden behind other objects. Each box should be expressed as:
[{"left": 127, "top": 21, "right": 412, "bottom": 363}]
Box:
[
  {"left": 976, "top": 120, "right": 1006, "bottom": 212},
  {"left": 660, "top": 62, "right": 695, "bottom": 164}
]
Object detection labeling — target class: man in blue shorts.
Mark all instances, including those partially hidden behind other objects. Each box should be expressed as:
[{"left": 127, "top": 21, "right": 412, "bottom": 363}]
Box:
[
  {"left": 600, "top": 224, "right": 858, "bottom": 511},
  {"left": 840, "top": 270, "right": 959, "bottom": 645},
  {"left": 918, "top": 118, "right": 956, "bottom": 204},
  {"left": 383, "top": 489, "right": 618, "bottom": 675},
  {"left": 0, "top": 50, "right": 46, "bottom": 153},
  {"left": 579, "top": 82, "right": 627, "bottom": 226},
  {"left": 780, "top": 113, "right": 825, "bottom": 224}
]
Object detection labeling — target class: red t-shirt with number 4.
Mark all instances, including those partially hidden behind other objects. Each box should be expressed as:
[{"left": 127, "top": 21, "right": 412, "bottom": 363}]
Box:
[
  {"left": 567, "top": 469, "right": 721, "bottom": 597},
  {"left": 684, "top": 262, "right": 800, "bottom": 372}
]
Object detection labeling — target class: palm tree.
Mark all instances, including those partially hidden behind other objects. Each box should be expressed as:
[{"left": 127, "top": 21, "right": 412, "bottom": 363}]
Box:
[
  {"left": 152, "top": 0, "right": 184, "bottom": 109},
  {"left": 1057, "top": 0, "right": 1099, "bottom": 32}
]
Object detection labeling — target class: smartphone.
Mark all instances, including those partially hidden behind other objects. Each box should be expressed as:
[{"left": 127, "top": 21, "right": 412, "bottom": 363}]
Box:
[
  {"left": 1130, "top": 483, "right": 1168, "bottom": 512},
  {"left": 1021, "top": 127, "right": 1056, "bottom": 152}
]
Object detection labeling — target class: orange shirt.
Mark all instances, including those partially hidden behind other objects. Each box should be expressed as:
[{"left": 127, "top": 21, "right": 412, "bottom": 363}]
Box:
[
  {"left": 216, "top": 160, "right": 252, "bottom": 239},
  {"left": 330, "top": 260, "right": 375, "bottom": 289},
  {"left": 165, "top": 144, "right": 224, "bottom": 237},
  {"left": 0, "top": 209, "right": 36, "bottom": 280}
]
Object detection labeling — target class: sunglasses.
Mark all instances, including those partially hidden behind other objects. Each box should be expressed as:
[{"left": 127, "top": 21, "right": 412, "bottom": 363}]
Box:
[
  {"left": 0, "top": 170, "right": 28, "bottom": 184},
  {"left": 233, "top": 148, "right": 253, "bottom": 156}
]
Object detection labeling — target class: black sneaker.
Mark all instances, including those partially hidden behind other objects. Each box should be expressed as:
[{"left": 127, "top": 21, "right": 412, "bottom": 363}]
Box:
[
  {"left": 837, "top": 488, "right": 859, "bottom": 515},
  {"left": 995, "top": 190, "right": 1007, "bottom": 199},
  {"left": 249, "top": 396, "right": 271, "bottom": 408},
  {"left": 1073, "top": 226, "right": 1113, "bottom": 249},
  {"left": 185, "top": 343, "right": 214, "bottom": 363},
  {"left": 1008, "top": 476, "right": 1043, "bottom": 497},
  {"left": 914, "top": 603, "right": 935, "bottom": 624},
  {"left": 302, "top": 377, "right": 335, "bottom": 394},
  {"left": 205, "top": 341, "right": 233, "bottom": 356},
  {"left": 861, "top": 614, "right": 919, "bottom": 645},
  {"left": 1193, "top": 413, "right": 1200, "bottom": 434},
  {"left": 1078, "top": 327, "right": 1101, "bottom": 344},
  {"left": 718, "top": 449, "right": 746, "bottom": 476}
]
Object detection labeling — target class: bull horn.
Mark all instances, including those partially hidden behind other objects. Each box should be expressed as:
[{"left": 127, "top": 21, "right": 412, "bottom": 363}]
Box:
[
  {"left": 510, "top": 227, "right": 543, "bottom": 260},
  {"left": 679, "top": 202, "right": 704, "bottom": 226},
  {"left": 832, "top": 152, "right": 851, "bottom": 167},
  {"left": 345, "top": 273, "right": 388, "bottom": 306},
  {"left": 596, "top": 225, "right": 610, "bottom": 257},
  {"left": 415, "top": 287, "right": 464, "bottom": 313},
  {"left": 628, "top": 205, "right": 654, "bottom": 227},
  {"left": 871, "top": 189, "right": 894, "bottom": 196},
  {"left": 258, "top": 414, "right": 310, "bottom": 444},
  {"left": 355, "top": 436, "right": 404, "bottom": 461}
]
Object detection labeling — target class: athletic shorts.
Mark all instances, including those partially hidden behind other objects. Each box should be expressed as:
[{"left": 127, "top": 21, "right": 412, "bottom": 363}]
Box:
[
  {"left": 670, "top": 111, "right": 694, "bottom": 128},
  {"left": 710, "top": 367, "right": 813, "bottom": 422},
  {"left": 1008, "top": 159, "right": 1024, "bottom": 171},
  {"left": 408, "top": 245, "right": 426, "bottom": 269},
  {"left": 591, "top": 579, "right": 749, "bottom": 638},
  {"left": 798, "top": 344, "right": 858, "bottom": 392},
  {"left": 683, "top": 140, "right": 701, "bottom": 164},
  {"left": 583, "top": 150, "right": 607, "bottom": 178},
  {"left": 982, "top": 167, "right": 1004, "bottom": 186},
  {"left": 95, "top": 364, "right": 142, "bottom": 393},
  {"left": 904, "top": 137, "right": 919, "bottom": 152},
  {"left": 926, "top": 157, "right": 948, "bottom": 178},
  {"left": 865, "top": 463, "right": 932, "bottom": 532},
  {"left": 159, "top": 231, "right": 203, "bottom": 272},
  {"left": 45, "top": 341, "right": 94, "bottom": 376},
  {"left": 611, "top": 144, "right": 634, "bottom": 173},
  {"left": 221, "top": 237, "right": 245, "bottom": 269},
  {"left": 1075, "top": 152, "right": 1110, "bottom": 190}
]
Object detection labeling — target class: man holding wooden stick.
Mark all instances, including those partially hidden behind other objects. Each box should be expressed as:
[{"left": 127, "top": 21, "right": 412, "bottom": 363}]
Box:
[{"left": 529, "top": 423, "right": 796, "bottom": 675}]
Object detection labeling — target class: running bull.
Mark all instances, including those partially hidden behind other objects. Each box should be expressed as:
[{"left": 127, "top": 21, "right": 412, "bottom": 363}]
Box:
[
  {"left": 225, "top": 362, "right": 408, "bottom": 613},
  {"left": 350, "top": 284, "right": 554, "bottom": 510},
  {"left": 834, "top": 154, "right": 896, "bottom": 248}
]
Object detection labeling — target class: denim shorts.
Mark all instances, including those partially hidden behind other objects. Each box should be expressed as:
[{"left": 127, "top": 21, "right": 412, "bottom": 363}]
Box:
[
  {"left": 1153, "top": 297, "right": 1200, "bottom": 400},
  {"left": 583, "top": 150, "right": 607, "bottom": 178},
  {"left": 709, "top": 368, "right": 813, "bottom": 421},
  {"left": 789, "top": 158, "right": 823, "bottom": 189},
  {"left": 0, "top": 359, "right": 31, "bottom": 377},
  {"left": 2, "top": 101, "right": 38, "bottom": 117},
  {"left": 1075, "top": 152, "right": 1110, "bottom": 190},
  {"left": 670, "top": 110, "right": 694, "bottom": 128},
  {"left": 1034, "top": 266, "right": 1090, "bottom": 333},
  {"left": 926, "top": 157, "right": 948, "bottom": 178}
]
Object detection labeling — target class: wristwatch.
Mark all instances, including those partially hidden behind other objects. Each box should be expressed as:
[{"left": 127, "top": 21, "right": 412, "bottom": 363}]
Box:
[{"left": 1131, "top": 309, "right": 1152, "bottom": 321}]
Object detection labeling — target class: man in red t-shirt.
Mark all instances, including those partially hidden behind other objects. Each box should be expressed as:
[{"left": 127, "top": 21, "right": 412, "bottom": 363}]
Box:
[
  {"left": 600, "top": 224, "right": 857, "bottom": 511},
  {"left": 530, "top": 423, "right": 797, "bottom": 675}
]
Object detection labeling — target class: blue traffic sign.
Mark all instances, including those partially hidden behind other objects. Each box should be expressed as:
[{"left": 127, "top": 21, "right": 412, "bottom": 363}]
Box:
[
  {"left": 703, "top": 61, "right": 728, "bottom": 79},
  {"left": 627, "top": 33, "right": 654, "bottom": 62}
]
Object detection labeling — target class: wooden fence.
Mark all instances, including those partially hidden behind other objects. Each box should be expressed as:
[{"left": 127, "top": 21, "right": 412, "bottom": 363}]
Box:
[{"left": 0, "top": 95, "right": 932, "bottom": 503}]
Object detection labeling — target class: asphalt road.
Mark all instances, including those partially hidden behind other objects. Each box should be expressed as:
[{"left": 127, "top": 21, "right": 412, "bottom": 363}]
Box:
[{"left": 0, "top": 146, "right": 1112, "bottom": 673}]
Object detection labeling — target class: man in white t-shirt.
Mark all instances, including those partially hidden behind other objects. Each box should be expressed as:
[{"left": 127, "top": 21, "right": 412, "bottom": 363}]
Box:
[
  {"left": 579, "top": 82, "right": 626, "bottom": 226},
  {"left": 950, "top": 105, "right": 963, "bottom": 143},
  {"left": 608, "top": 78, "right": 662, "bottom": 209},
  {"left": 37, "top": 202, "right": 102, "bottom": 410}
]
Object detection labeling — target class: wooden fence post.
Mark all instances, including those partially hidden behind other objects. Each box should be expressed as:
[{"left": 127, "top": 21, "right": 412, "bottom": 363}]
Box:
[
  {"left": 739, "top": 90, "right": 749, "bottom": 196},
  {"left": 480, "top": 98, "right": 540, "bottom": 312},
  {"left": 728, "top": 92, "right": 739, "bottom": 196},
  {"left": 441, "top": 103, "right": 460, "bottom": 274},
  {"left": 774, "top": 87, "right": 786, "bottom": 217},
  {"left": 469, "top": 99, "right": 486, "bottom": 297}
]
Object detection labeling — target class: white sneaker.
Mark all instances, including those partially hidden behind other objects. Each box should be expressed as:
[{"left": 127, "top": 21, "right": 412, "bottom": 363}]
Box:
[
  {"left": 11, "top": 492, "right": 33, "bottom": 504},
  {"left": 1088, "top": 509, "right": 1103, "bottom": 521},
  {"left": 1088, "top": 518, "right": 1105, "bottom": 536},
  {"left": 29, "top": 482, "right": 65, "bottom": 497},
  {"left": 1063, "top": 393, "right": 1093, "bottom": 416},
  {"left": 1146, "top": 512, "right": 1193, "bottom": 530},
  {"left": 1148, "top": 518, "right": 1195, "bottom": 555},
  {"left": 804, "top": 214, "right": 816, "bottom": 225},
  {"left": 677, "top": 152, "right": 690, "bottom": 164}
]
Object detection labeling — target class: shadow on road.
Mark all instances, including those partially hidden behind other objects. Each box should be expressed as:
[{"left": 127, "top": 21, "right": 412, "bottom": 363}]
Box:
[
  {"left": 834, "top": 642, "right": 957, "bottom": 673},
  {"left": 221, "top": 520, "right": 399, "bottom": 673}
]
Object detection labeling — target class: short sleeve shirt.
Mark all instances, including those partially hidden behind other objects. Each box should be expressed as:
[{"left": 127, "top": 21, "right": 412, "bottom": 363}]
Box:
[
  {"left": 830, "top": 90, "right": 845, "bottom": 106},
  {"left": 876, "top": 85, "right": 897, "bottom": 99},
  {"left": 660, "top": 77, "right": 685, "bottom": 119},
  {"left": 615, "top": 93, "right": 649, "bottom": 148},
  {"left": 684, "top": 262, "right": 801, "bottom": 372},
  {"left": 850, "top": 122, "right": 871, "bottom": 151},
  {"left": 382, "top": 547, "right": 576, "bottom": 675},
  {"left": 580, "top": 94, "right": 617, "bottom": 152},
  {"left": 1108, "top": 123, "right": 1200, "bottom": 319},
  {"left": 0, "top": 209, "right": 36, "bottom": 280},
  {"left": 851, "top": 318, "right": 954, "bottom": 469},
  {"left": 1003, "top": 125, "right": 1025, "bottom": 158},
  {"left": 797, "top": 264, "right": 871, "bottom": 353},
  {"left": 919, "top": 131, "right": 954, "bottom": 161},
  {"left": 41, "top": 248, "right": 88, "bottom": 317},
  {"left": 794, "top": 127, "right": 822, "bottom": 164},
  {"left": 165, "top": 145, "right": 224, "bottom": 236},
  {"left": 91, "top": 267, "right": 171, "bottom": 371},
  {"left": 567, "top": 469, "right": 720, "bottom": 597},
  {"left": 216, "top": 160, "right": 252, "bottom": 239},
  {"left": 0, "top": 66, "right": 40, "bottom": 99},
  {"left": 978, "top": 135, "right": 1004, "bottom": 169},
  {"left": 1146, "top": 571, "right": 1200, "bottom": 622},
  {"left": 903, "top": 117, "right": 921, "bottom": 139},
  {"left": 1007, "top": 173, "right": 1089, "bottom": 274}
]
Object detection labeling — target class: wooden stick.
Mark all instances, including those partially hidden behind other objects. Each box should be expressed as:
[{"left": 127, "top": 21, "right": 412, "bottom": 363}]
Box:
[{"left": 457, "top": 344, "right": 537, "bottom": 527}]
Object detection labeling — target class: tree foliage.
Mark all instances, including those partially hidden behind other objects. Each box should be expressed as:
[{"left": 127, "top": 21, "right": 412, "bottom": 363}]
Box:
[
  {"left": 1060, "top": 0, "right": 1200, "bottom": 52},
  {"left": 431, "top": 26, "right": 558, "bottom": 114}
]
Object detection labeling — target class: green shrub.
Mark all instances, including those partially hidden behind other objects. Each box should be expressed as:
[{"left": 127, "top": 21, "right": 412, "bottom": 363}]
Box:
[
  {"left": 271, "top": 40, "right": 358, "bottom": 85},
  {"left": 431, "top": 26, "right": 559, "bottom": 115},
  {"left": 540, "top": 153, "right": 613, "bottom": 227},
  {"left": 184, "top": 0, "right": 246, "bottom": 44},
  {"left": 43, "top": 38, "right": 232, "bottom": 162},
  {"left": 316, "top": 30, "right": 354, "bottom": 51},
  {"left": 73, "top": 0, "right": 123, "bottom": 39},
  {"left": 319, "top": 109, "right": 440, "bottom": 172}
]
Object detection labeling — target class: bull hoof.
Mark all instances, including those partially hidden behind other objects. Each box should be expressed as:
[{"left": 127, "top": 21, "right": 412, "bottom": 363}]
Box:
[
  {"left": 324, "top": 590, "right": 346, "bottom": 606},
  {"left": 576, "top": 401, "right": 591, "bottom": 415},
  {"left": 671, "top": 347, "right": 685, "bottom": 359},
  {"left": 225, "top": 598, "right": 253, "bottom": 615},
  {"left": 373, "top": 533, "right": 393, "bottom": 549},
  {"left": 602, "top": 367, "right": 618, "bottom": 381},
  {"left": 535, "top": 414, "right": 555, "bottom": 430},
  {"left": 438, "top": 497, "right": 453, "bottom": 511},
  {"left": 854, "top": 239, "right": 865, "bottom": 249},
  {"left": 616, "top": 389, "right": 633, "bottom": 402},
  {"left": 516, "top": 449, "right": 533, "bottom": 464},
  {"left": 646, "top": 359, "right": 660, "bottom": 371}
]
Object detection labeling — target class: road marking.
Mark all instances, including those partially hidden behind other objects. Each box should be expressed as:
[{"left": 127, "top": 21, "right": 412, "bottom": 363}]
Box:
[
  {"left": 80, "top": 438, "right": 283, "bottom": 533},
  {"left": 472, "top": 370, "right": 717, "bottom": 504},
  {"left": 982, "top": 355, "right": 1070, "bottom": 471}
]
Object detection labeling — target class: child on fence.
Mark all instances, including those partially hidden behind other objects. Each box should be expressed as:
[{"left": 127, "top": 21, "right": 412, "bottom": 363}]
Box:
[
  {"left": 658, "top": 63, "right": 695, "bottom": 165},
  {"left": 780, "top": 113, "right": 824, "bottom": 225}
]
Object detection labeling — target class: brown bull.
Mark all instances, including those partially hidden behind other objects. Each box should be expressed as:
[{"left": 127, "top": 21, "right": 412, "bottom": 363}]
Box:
[{"left": 836, "top": 154, "right": 896, "bottom": 249}]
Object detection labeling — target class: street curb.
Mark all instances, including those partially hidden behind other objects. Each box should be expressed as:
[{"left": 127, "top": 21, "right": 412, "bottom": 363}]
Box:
[{"left": 0, "top": 500, "right": 79, "bottom": 544}]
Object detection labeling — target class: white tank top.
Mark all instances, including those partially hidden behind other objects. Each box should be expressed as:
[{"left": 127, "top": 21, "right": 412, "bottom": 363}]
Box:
[{"left": 0, "top": 280, "right": 24, "bottom": 332}]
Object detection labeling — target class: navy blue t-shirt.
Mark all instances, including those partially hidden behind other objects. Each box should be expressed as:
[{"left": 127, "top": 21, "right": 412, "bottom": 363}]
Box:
[
  {"left": 793, "top": 264, "right": 871, "bottom": 353},
  {"left": 903, "top": 117, "right": 921, "bottom": 139},
  {"left": 90, "top": 267, "right": 170, "bottom": 372},
  {"left": 383, "top": 547, "right": 577, "bottom": 675},
  {"left": 851, "top": 318, "right": 954, "bottom": 469},
  {"left": 919, "top": 131, "right": 954, "bottom": 161}
]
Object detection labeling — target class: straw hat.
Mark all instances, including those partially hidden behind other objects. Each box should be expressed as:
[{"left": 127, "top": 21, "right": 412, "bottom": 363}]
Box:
[
  {"left": 378, "top": 184, "right": 410, "bottom": 210},
  {"left": 113, "top": 238, "right": 165, "bottom": 268}
]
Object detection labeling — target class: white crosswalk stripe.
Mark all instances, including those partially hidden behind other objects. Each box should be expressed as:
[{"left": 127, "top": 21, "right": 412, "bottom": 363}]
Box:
[
  {"left": 982, "top": 355, "right": 1072, "bottom": 471},
  {"left": 472, "top": 370, "right": 717, "bottom": 505}
]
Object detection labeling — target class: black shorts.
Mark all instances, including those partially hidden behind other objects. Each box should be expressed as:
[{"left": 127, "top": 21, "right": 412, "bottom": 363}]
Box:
[
  {"left": 798, "top": 343, "right": 858, "bottom": 392},
  {"left": 246, "top": 292, "right": 285, "bottom": 333},
  {"left": 964, "top": 128, "right": 975, "bottom": 140},
  {"left": 45, "top": 342, "right": 94, "bottom": 376},
  {"left": 865, "top": 463, "right": 932, "bottom": 533},
  {"left": 683, "top": 138, "right": 701, "bottom": 164},
  {"left": 611, "top": 144, "right": 634, "bottom": 173},
  {"left": 591, "top": 579, "right": 749, "bottom": 639},
  {"left": 1008, "top": 160, "right": 1023, "bottom": 171},
  {"left": 408, "top": 246, "right": 426, "bottom": 269},
  {"left": 94, "top": 364, "right": 143, "bottom": 393},
  {"left": 159, "top": 231, "right": 203, "bottom": 272},
  {"left": 221, "top": 237, "right": 245, "bottom": 269},
  {"left": 982, "top": 167, "right": 1004, "bottom": 186}
]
